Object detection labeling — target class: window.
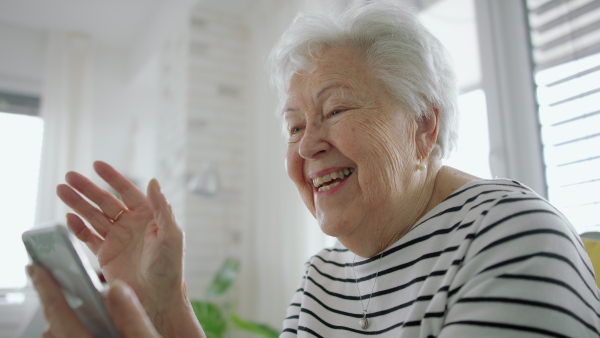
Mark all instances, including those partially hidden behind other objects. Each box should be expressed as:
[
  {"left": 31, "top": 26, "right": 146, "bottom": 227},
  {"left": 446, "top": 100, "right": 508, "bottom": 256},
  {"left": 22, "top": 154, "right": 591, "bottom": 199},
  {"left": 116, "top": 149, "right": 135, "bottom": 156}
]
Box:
[
  {"left": 0, "top": 92, "right": 43, "bottom": 290},
  {"left": 526, "top": 0, "right": 600, "bottom": 233},
  {"left": 419, "top": 0, "right": 492, "bottom": 179},
  {"left": 445, "top": 89, "right": 492, "bottom": 179}
]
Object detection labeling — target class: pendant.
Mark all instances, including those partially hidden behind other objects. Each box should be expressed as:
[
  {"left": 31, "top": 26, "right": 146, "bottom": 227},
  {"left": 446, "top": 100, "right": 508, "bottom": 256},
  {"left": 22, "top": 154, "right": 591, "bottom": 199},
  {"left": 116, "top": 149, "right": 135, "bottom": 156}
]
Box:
[{"left": 359, "top": 315, "right": 369, "bottom": 330}]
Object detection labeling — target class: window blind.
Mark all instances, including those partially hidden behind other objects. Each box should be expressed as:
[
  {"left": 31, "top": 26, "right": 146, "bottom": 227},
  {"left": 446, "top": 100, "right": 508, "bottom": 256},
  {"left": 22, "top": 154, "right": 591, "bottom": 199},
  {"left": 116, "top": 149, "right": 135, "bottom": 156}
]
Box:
[{"left": 526, "top": 0, "right": 600, "bottom": 232}]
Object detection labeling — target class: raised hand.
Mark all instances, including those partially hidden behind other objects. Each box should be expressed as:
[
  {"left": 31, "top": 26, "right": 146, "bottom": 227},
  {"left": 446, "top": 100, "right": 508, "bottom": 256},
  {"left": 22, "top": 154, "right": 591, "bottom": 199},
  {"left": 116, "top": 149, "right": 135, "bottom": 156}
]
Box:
[{"left": 56, "top": 161, "right": 203, "bottom": 336}]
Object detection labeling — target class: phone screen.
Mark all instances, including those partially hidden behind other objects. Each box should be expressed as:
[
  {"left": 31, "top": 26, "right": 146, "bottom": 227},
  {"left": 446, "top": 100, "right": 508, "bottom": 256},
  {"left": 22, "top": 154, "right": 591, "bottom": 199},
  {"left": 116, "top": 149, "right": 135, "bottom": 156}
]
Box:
[{"left": 22, "top": 225, "right": 120, "bottom": 338}]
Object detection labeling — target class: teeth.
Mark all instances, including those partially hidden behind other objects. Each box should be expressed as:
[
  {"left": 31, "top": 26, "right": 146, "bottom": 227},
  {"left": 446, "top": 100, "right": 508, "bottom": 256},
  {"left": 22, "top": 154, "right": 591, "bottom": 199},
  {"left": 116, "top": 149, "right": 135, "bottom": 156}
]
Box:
[
  {"left": 318, "top": 181, "right": 341, "bottom": 192},
  {"left": 312, "top": 168, "right": 354, "bottom": 188}
]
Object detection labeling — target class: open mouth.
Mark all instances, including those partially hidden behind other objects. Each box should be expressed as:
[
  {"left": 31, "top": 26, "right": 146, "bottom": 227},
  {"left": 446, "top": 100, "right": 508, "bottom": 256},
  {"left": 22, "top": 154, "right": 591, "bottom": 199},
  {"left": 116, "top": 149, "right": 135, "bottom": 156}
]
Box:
[{"left": 312, "top": 168, "right": 355, "bottom": 192}]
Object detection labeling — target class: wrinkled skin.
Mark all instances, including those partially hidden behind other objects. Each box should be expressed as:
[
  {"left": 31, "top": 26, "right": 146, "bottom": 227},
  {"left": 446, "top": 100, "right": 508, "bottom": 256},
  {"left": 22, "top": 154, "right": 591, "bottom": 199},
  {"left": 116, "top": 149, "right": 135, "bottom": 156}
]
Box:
[{"left": 283, "top": 47, "right": 440, "bottom": 258}]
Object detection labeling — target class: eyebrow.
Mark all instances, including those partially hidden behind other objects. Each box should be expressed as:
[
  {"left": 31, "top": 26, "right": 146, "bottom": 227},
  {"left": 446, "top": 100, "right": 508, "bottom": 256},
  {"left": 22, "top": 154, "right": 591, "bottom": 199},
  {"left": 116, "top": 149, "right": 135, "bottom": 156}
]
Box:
[
  {"left": 281, "top": 107, "right": 297, "bottom": 116},
  {"left": 315, "top": 83, "right": 349, "bottom": 101}
]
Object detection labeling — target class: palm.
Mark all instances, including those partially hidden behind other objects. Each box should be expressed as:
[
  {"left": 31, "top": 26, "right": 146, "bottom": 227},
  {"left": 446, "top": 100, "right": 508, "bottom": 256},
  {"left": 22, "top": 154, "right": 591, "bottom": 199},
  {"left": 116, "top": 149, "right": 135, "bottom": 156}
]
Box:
[{"left": 97, "top": 206, "right": 154, "bottom": 283}]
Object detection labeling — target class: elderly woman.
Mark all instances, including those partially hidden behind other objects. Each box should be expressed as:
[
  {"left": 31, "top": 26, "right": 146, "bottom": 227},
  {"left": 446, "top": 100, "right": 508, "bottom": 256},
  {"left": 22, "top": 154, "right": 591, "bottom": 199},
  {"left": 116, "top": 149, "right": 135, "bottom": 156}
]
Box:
[{"left": 28, "top": 1, "right": 599, "bottom": 337}]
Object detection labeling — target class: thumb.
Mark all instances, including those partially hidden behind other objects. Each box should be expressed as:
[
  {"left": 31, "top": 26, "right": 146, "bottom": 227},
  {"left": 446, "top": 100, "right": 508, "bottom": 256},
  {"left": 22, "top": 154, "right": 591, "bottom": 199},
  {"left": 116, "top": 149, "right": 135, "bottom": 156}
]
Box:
[{"left": 106, "top": 281, "right": 161, "bottom": 337}]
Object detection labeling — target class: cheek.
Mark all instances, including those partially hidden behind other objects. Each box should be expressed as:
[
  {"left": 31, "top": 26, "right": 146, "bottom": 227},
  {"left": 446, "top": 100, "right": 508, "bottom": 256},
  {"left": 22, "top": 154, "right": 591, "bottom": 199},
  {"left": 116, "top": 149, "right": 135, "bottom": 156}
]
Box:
[{"left": 355, "top": 120, "right": 415, "bottom": 190}]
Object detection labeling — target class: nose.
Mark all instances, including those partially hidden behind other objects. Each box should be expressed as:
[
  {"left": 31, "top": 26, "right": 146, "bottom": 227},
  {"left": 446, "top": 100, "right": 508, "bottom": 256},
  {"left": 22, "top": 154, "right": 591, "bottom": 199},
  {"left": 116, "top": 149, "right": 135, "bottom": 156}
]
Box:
[{"left": 298, "top": 121, "right": 330, "bottom": 159}]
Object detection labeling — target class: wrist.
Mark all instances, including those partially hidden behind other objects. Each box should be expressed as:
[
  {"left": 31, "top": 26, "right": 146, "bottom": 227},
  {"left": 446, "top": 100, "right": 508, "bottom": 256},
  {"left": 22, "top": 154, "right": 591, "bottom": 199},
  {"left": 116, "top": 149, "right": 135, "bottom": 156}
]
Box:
[
  {"left": 155, "top": 303, "right": 204, "bottom": 338},
  {"left": 146, "top": 286, "right": 205, "bottom": 338}
]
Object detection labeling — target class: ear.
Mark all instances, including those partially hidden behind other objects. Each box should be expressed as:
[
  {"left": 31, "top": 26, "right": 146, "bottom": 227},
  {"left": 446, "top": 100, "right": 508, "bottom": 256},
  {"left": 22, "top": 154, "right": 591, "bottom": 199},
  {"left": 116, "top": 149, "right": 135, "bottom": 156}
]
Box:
[{"left": 415, "top": 106, "right": 439, "bottom": 160}]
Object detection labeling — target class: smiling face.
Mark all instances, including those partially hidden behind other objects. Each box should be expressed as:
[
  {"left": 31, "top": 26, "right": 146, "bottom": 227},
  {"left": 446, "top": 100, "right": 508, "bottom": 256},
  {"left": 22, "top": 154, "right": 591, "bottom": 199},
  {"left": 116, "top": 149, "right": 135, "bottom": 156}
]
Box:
[{"left": 284, "top": 47, "right": 433, "bottom": 255}]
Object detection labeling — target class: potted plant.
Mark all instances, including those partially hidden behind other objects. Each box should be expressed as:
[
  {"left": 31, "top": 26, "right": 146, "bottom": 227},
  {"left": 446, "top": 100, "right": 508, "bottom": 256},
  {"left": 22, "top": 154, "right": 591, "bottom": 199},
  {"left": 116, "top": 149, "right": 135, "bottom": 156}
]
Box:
[{"left": 191, "top": 258, "right": 280, "bottom": 338}]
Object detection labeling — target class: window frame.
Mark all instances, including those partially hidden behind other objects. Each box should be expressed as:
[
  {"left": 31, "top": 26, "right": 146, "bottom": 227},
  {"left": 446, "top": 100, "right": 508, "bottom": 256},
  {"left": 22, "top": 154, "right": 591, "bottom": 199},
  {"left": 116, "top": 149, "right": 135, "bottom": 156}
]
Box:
[
  {"left": 0, "top": 95, "right": 43, "bottom": 337},
  {"left": 474, "top": 0, "right": 548, "bottom": 197}
]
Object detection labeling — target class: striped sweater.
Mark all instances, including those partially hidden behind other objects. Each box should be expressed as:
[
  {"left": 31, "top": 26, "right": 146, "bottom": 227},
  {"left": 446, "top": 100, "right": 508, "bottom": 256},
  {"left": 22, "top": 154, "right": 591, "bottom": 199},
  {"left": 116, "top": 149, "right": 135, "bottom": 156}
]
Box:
[{"left": 281, "top": 179, "right": 600, "bottom": 337}]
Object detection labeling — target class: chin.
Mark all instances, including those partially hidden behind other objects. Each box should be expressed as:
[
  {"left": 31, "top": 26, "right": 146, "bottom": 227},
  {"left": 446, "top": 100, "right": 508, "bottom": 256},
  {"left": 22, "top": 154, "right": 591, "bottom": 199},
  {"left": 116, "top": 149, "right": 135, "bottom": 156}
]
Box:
[{"left": 318, "top": 217, "right": 353, "bottom": 238}]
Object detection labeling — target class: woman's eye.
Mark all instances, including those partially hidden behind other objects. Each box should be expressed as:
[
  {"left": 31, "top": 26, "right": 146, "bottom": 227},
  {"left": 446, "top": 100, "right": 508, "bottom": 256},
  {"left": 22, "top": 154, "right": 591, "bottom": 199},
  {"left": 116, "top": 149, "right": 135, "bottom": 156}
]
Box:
[
  {"left": 287, "top": 126, "right": 303, "bottom": 143},
  {"left": 331, "top": 109, "right": 343, "bottom": 115}
]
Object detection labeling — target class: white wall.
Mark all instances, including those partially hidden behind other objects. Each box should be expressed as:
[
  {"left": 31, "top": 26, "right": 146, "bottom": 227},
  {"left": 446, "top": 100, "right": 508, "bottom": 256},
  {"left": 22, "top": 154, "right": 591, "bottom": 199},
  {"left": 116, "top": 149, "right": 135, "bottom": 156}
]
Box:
[
  {"left": 243, "top": 0, "right": 308, "bottom": 329},
  {"left": 90, "top": 44, "right": 160, "bottom": 187},
  {"left": 146, "top": 1, "right": 320, "bottom": 331}
]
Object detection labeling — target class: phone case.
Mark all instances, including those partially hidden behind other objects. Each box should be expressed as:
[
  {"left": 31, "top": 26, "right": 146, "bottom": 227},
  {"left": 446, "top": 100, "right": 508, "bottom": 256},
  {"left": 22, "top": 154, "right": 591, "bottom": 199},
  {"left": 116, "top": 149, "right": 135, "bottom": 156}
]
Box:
[{"left": 22, "top": 225, "right": 120, "bottom": 338}]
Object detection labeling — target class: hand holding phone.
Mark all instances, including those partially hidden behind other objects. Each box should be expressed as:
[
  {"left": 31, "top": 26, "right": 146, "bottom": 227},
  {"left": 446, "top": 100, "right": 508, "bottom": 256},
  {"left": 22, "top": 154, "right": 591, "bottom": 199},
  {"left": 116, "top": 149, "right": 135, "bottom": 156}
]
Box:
[
  {"left": 23, "top": 225, "right": 120, "bottom": 338},
  {"left": 27, "top": 265, "right": 163, "bottom": 338}
]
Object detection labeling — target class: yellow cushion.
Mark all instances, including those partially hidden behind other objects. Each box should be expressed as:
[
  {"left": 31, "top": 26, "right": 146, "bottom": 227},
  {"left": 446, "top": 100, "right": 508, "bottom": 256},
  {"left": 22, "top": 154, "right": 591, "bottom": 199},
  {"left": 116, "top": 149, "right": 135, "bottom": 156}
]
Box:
[{"left": 582, "top": 238, "right": 600, "bottom": 288}]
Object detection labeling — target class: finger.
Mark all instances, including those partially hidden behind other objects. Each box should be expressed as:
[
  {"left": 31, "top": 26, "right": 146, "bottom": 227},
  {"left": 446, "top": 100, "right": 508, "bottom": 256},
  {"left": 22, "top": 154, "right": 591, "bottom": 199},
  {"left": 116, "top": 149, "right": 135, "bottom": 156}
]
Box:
[
  {"left": 66, "top": 213, "right": 103, "bottom": 255},
  {"left": 94, "top": 161, "right": 147, "bottom": 209},
  {"left": 27, "top": 265, "right": 92, "bottom": 338},
  {"left": 147, "top": 179, "right": 178, "bottom": 232},
  {"left": 65, "top": 170, "right": 127, "bottom": 224},
  {"left": 57, "top": 184, "right": 112, "bottom": 237},
  {"left": 106, "top": 280, "right": 161, "bottom": 337}
]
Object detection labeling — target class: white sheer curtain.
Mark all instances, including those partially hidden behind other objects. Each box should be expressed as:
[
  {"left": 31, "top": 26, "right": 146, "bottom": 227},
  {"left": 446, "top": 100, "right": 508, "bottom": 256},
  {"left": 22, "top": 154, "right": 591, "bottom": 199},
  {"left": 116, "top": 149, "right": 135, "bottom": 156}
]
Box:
[
  {"left": 35, "top": 32, "right": 95, "bottom": 226},
  {"left": 13, "top": 32, "right": 96, "bottom": 338}
]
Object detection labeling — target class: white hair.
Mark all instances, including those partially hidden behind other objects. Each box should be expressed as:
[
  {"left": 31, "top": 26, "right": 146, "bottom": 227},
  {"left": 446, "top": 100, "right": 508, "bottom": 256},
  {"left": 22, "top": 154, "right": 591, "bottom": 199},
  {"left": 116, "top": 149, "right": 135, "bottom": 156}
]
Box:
[{"left": 267, "top": 0, "right": 459, "bottom": 159}]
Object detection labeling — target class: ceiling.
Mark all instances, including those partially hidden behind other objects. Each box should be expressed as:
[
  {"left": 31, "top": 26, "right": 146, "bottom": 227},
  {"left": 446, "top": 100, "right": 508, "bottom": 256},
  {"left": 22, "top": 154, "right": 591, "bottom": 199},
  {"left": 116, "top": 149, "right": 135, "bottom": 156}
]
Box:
[
  {"left": 0, "top": 0, "right": 198, "bottom": 46},
  {"left": 0, "top": 0, "right": 477, "bottom": 89},
  {"left": 0, "top": 0, "right": 439, "bottom": 47}
]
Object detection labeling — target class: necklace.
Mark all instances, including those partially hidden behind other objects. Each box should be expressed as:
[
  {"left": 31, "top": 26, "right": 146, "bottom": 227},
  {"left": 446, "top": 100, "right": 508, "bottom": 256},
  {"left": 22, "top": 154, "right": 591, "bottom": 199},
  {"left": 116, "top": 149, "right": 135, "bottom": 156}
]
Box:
[{"left": 351, "top": 251, "right": 385, "bottom": 330}]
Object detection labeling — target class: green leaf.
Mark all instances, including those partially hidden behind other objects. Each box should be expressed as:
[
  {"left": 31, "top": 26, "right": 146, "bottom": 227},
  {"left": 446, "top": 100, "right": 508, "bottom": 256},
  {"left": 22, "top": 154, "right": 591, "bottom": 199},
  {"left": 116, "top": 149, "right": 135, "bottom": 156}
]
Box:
[
  {"left": 191, "top": 300, "right": 227, "bottom": 338},
  {"left": 204, "top": 257, "right": 240, "bottom": 299},
  {"left": 230, "top": 313, "right": 280, "bottom": 338}
]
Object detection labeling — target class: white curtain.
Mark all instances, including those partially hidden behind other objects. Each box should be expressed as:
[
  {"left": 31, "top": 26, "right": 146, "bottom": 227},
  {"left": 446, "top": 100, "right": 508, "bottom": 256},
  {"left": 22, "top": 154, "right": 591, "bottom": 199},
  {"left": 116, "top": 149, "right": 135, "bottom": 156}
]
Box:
[
  {"left": 35, "top": 32, "right": 95, "bottom": 225},
  {"left": 14, "top": 31, "right": 96, "bottom": 338}
]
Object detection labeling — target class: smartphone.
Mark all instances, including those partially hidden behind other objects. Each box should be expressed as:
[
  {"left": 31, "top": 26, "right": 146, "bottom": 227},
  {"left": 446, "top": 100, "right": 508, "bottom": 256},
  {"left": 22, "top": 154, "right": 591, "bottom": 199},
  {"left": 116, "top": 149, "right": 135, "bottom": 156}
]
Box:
[{"left": 22, "top": 224, "right": 120, "bottom": 338}]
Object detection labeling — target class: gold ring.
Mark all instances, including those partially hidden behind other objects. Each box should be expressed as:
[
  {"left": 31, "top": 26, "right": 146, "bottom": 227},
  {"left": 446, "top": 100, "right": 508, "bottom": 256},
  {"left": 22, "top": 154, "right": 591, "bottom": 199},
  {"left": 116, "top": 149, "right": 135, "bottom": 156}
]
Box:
[{"left": 112, "top": 209, "right": 126, "bottom": 222}]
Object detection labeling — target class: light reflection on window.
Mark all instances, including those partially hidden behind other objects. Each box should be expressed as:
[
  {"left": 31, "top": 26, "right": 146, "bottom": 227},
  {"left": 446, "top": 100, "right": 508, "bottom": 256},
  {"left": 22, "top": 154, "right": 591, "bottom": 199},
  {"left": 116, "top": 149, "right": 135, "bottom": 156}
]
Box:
[
  {"left": 444, "top": 89, "right": 492, "bottom": 180},
  {"left": 0, "top": 112, "right": 44, "bottom": 289}
]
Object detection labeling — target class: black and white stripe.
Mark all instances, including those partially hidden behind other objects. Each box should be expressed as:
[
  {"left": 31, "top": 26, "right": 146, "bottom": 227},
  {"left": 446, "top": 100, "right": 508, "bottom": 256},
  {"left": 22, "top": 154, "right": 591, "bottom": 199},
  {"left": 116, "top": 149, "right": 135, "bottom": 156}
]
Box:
[{"left": 281, "top": 179, "right": 600, "bottom": 337}]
